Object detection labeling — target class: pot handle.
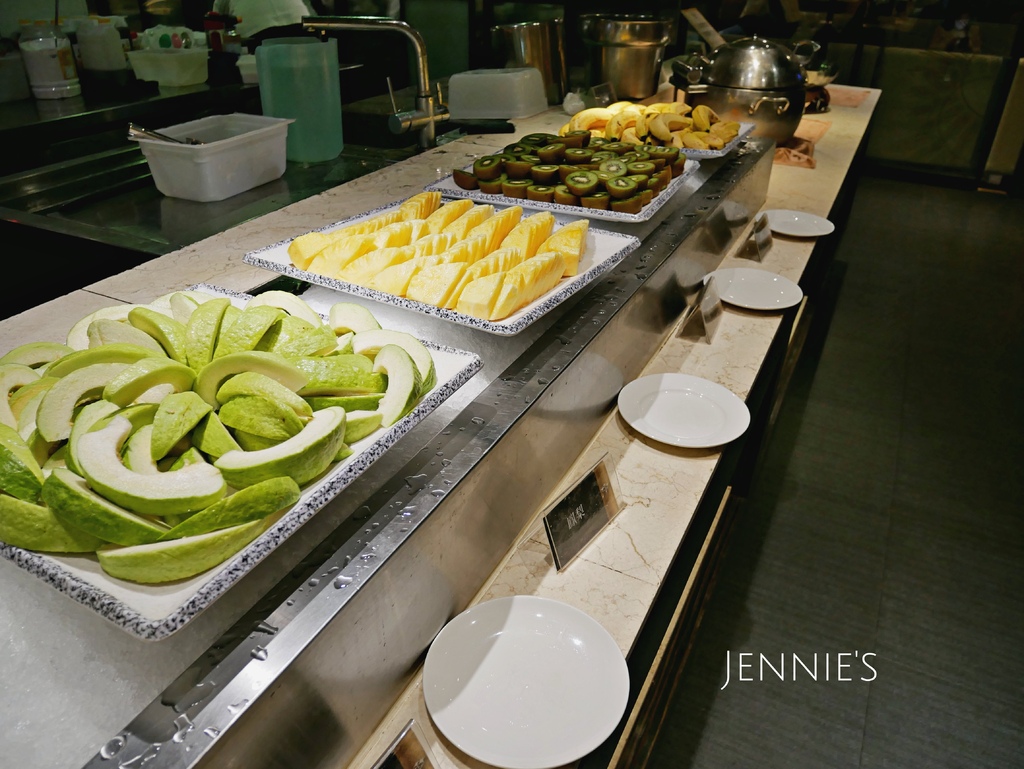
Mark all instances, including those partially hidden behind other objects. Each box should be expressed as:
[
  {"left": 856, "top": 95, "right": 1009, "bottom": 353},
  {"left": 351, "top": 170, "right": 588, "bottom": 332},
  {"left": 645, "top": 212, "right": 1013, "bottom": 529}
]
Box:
[
  {"left": 672, "top": 53, "right": 711, "bottom": 84},
  {"left": 791, "top": 39, "right": 821, "bottom": 66},
  {"left": 749, "top": 96, "right": 790, "bottom": 116}
]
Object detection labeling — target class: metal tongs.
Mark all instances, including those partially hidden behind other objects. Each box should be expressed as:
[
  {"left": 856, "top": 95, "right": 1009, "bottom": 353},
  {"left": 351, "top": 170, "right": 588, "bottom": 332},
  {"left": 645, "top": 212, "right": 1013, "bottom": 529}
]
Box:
[{"left": 127, "top": 123, "right": 204, "bottom": 145}]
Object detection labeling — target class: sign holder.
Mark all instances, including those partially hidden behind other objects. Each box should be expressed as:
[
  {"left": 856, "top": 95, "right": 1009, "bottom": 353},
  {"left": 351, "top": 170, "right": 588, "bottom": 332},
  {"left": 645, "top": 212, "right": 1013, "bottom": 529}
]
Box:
[
  {"left": 680, "top": 272, "right": 723, "bottom": 344},
  {"left": 542, "top": 453, "right": 622, "bottom": 571},
  {"left": 370, "top": 720, "right": 437, "bottom": 769}
]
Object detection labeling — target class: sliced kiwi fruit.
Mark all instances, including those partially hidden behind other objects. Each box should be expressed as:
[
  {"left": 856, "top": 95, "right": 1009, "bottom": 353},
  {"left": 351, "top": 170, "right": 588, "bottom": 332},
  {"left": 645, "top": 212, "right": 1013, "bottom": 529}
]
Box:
[
  {"left": 553, "top": 185, "right": 579, "bottom": 206},
  {"left": 598, "top": 159, "right": 628, "bottom": 177},
  {"left": 453, "top": 168, "right": 479, "bottom": 190},
  {"left": 536, "top": 143, "right": 566, "bottom": 164},
  {"left": 501, "top": 179, "right": 532, "bottom": 198},
  {"left": 580, "top": 192, "right": 610, "bottom": 210},
  {"left": 564, "top": 148, "right": 594, "bottom": 165},
  {"left": 473, "top": 156, "right": 504, "bottom": 181},
  {"left": 605, "top": 177, "right": 639, "bottom": 200},
  {"left": 526, "top": 185, "right": 555, "bottom": 203},
  {"left": 610, "top": 194, "right": 644, "bottom": 214},
  {"left": 529, "top": 164, "right": 560, "bottom": 185},
  {"left": 564, "top": 170, "right": 600, "bottom": 197},
  {"left": 626, "top": 161, "right": 657, "bottom": 176},
  {"left": 478, "top": 173, "right": 508, "bottom": 194},
  {"left": 505, "top": 158, "right": 537, "bottom": 179}
]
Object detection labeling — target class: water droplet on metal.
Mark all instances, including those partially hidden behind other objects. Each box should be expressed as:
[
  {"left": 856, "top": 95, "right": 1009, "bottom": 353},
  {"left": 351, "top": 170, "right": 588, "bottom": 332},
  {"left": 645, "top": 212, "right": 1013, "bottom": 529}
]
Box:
[
  {"left": 308, "top": 577, "right": 320, "bottom": 587},
  {"left": 227, "top": 699, "right": 249, "bottom": 715},
  {"left": 203, "top": 728, "right": 220, "bottom": 739},
  {"left": 250, "top": 646, "right": 268, "bottom": 661},
  {"left": 538, "top": 378, "right": 549, "bottom": 385},
  {"left": 360, "top": 552, "right": 377, "bottom": 561},
  {"left": 171, "top": 715, "right": 194, "bottom": 743},
  {"left": 256, "top": 621, "right": 278, "bottom": 635},
  {"left": 470, "top": 416, "right": 484, "bottom": 425},
  {"left": 430, "top": 488, "right": 445, "bottom": 497},
  {"left": 118, "top": 744, "right": 160, "bottom": 768},
  {"left": 440, "top": 458, "right": 452, "bottom": 467},
  {"left": 100, "top": 736, "right": 126, "bottom": 759},
  {"left": 333, "top": 574, "right": 353, "bottom": 588},
  {"left": 399, "top": 527, "right": 409, "bottom": 533}
]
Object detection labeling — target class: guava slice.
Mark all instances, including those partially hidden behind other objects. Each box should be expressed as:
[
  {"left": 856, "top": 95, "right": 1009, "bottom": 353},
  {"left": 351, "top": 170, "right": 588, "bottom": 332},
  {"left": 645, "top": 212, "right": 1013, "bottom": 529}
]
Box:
[
  {"left": 0, "top": 424, "right": 44, "bottom": 502},
  {"left": 42, "top": 468, "right": 169, "bottom": 546},
  {"left": 194, "top": 351, "right": 307, "bottom": 407},
  {"left": 219, "top": 395, "right": 305, "bottom": 442},
  {"left": 215, "top": 407, "right": 346, "bottom": 488},
  {"left": 36, "top": 362, "right": 130, "bottom": 442},
  {"left": 150, "top": 391, "right": 212, "bottom": 460},
  {"left": 373, "top": 344, "right": 422, "bottom": 427},
  {"left": 0, "top": 363, "right": 41, "bottom": 429},
  {"left": 329, "top": 302, "right": 381, "bottom": 334},
  {"left": 216, "top": 371, "right": 312, "bottom": 418},
  {"left": 0, "top": 493, "right": 105, "bottom": 552},
  {"left": 213, "top": 304, "right": 283, "bottom": 358},
  {"left": 96, "top": 519, "right": 267, "bottom": 583},
  {"left": 103, "top": 358, "right": 196, "bottom": 407},
  {"left": 344, "top": 410, "right": 384, "bottom": 443},
  {"left": 76, "top": 416, "right": 226, "bottom": 517},
  {"left": 160, "top": 476, "right": 300, "bottom": 540},
  {"left": 191, "top": 412, "right": 241, "bottom": 458},
  {"left": 87, "top": 319, "right": 165, "bottom": 353},
  {"left": 247, "top": 290, "right": 323, "bottom": 326},
  {"left": 185, "top": 297, "right": 231, "bottom": 371},
  {"left": 47, "top": 343, "right": 164, "bottom": 379},
  {"left": 127, "top": 307, "right": 188, "bottom": 363},
  {"left": 351, "top": 329, "right": 436, "bottom": 394},
  {"left": 0, "top": 341, "right": 73, "bottom": 368}
]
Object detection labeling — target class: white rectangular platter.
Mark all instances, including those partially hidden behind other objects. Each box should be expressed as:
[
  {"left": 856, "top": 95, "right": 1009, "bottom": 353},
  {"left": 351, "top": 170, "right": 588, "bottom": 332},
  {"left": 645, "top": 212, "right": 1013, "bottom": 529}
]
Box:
[
  {"left": 0, "top": 285, "right": 482, "bottom": 640},
  {"left": 425, "top": 159, "right": 700, "bottom": 223},
  {"left": 243, "top": 202, "right": 641, "bottom": 336}
]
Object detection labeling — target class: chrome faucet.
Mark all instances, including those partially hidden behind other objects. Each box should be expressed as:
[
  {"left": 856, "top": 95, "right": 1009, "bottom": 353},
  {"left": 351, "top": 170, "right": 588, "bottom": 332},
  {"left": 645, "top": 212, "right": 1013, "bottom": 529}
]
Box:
[{"left": 301, "top": 16, "right": 449, "bottom": 149}]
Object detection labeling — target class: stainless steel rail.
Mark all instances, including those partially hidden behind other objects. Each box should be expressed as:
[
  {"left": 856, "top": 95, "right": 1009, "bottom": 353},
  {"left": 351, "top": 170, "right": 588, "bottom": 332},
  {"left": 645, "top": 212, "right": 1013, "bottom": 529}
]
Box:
[{"left": 80, "top": 140, "right": 773, "bottom": 769}]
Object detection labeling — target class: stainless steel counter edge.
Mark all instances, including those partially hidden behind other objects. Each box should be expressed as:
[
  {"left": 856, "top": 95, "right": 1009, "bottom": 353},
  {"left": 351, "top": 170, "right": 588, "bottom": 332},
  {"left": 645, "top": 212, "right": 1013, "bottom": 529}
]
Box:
[{"left": 82, "top": 140, "right": 774, "bottom": 769}]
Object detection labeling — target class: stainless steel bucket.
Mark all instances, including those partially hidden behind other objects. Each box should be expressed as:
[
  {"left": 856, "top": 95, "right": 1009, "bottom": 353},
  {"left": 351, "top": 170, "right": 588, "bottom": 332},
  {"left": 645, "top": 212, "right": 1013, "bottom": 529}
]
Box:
[
  {"left": 492, "top": 19, "right": 568, "bottom": 105},
  {"left": 580, "top": 14, "right": 676, "bottom": 100}
]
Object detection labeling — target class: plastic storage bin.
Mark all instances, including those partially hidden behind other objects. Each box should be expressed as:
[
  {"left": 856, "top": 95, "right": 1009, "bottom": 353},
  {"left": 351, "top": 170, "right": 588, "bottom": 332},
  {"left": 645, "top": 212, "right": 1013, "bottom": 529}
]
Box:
[
  {"left": 447, "top": 68, "right": 547, "bottom": 119},
  {"left": 132, "top": 113, "right": 293, "bottom": 202},
  {"left": 127, "top": 49, "right": 207, "bottom": 86}
]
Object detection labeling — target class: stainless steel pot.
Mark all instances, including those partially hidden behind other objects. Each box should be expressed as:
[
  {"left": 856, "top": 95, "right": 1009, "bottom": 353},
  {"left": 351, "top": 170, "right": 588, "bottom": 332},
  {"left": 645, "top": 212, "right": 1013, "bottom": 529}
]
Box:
[
  {"left": 580, "top": 14, "right": 676, "bottom": 100},
  {"left": 671, "top": 36, "right": 819, "bottom": 145}
]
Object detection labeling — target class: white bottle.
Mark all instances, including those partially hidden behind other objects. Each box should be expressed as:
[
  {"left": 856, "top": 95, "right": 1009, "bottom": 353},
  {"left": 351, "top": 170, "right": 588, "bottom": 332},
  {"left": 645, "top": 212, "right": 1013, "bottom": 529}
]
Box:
[
  {"left": 78, "top": 18, "right": 128, "bottom": 71},
  {"left": 18, "top": 21, "right": 81, "bottom": 99}
]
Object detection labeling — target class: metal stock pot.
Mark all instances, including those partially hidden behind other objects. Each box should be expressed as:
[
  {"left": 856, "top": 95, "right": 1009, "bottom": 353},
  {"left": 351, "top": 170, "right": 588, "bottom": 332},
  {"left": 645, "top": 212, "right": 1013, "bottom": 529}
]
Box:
[{"left": 671, "top": 36, "right": 819, "bottom": 145}]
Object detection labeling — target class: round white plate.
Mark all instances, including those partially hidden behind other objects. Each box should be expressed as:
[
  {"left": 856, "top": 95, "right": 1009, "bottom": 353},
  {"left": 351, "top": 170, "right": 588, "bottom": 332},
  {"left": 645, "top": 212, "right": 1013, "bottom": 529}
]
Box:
[
  {"left": 617, "top": 373, "right": 750, "bottom": 448},
  {"left": 764, "top": 208, "right": 835, "bottom": 237},
  {"left": 707, "top": 267, "right": 803, "bottom": 311},
  {"left": 423, "top": 596, "right": 629, "bottom": 769}
]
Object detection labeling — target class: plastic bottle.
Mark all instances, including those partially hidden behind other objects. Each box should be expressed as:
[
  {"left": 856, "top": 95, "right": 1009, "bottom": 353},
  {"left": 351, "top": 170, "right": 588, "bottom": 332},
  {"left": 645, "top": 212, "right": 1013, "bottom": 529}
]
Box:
[
  {"left": 18, "top": 21, "right": 80, "bottom": 99},
  {"left": 78, "top": 18, "right": 128, "bottom": 71}
]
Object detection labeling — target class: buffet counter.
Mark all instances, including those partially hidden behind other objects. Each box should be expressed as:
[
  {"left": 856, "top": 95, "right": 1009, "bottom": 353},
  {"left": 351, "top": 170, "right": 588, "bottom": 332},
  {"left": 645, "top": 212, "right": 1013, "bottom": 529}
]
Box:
[{"left": 0, "top": 85, "right": 879, "bottom": 769}]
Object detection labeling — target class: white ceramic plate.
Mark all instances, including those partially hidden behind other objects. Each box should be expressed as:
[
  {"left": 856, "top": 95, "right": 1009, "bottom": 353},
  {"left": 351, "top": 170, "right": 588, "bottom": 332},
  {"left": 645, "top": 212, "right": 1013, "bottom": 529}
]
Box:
[
  {"left": 617, "top": 373, "right": 750, "bottom": 448},
  {"left": 0, "top": 285, "right": 482, "bottom": 640},
  {"left": 764, "top": 209, "right": 835, "bottom": 237},
  {"left": 243, "top": 201, "right": 640, "bottom": 336},
  {"left": 425, "top": 160, "right": 700, "bottom": 223},
  {"left": 707, "top": 267, "right": 803, "bottom": 311},
  {"left": 423, "top": 596, "right": 629, "bottom": 769}
]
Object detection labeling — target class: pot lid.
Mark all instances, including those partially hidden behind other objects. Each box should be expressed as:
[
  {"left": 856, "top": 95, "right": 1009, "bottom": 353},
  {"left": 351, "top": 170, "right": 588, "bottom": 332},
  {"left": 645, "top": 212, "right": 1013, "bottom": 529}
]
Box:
[{"left": 705, "top": 36, "right": 806, "bottom": 89}]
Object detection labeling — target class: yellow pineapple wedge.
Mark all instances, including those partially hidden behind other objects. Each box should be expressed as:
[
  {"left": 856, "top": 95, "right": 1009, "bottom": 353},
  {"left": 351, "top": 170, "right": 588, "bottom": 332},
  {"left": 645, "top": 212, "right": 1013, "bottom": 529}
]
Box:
[
  {"left": 537, "top": 220, "right": 589, "bottom": 277},
  {"left": 407, "top": 263, "right": 467, "bottom": 307},
  {"left": 398, "top": 191, "right": 441, "bottom": 221},
  {"left": 287, "top": 231, "right": 335, "bottom": 270},
  {"left": 466, "top": 205, "right": 523, "bottom": 255},
  {"left": 424, "top": 198, "right": 474, "bottom": 235},
  {"left": 437, "top": 234, "right": 488, "bottom": 266},
  {"left": 443, "top": 205, "right": 494, "bottom": 241},
  {"left": 340, "top": 245, "right": 416, "bottom": 286},
  {"left": 500, "top": 212, "right": 556, "bottom": 259},
  {"left": 307, "top": 233, "right": 377, "bottom": 277},
  {"left": 369, "top": 257, "right": 426, "bottom": 296},
  {"left": 456, "top": 272, "right": 506, "bottom": 319},
  {"left": 490, "top": 252, "right": 566, "bottom": 320},
  {"left": 446, "top": 247, "right": 526, "bottom": 309},
  {"left": 372, "top": 220, "right": 421, "bottom": 249},
  {"left": 413, "top": 232, "right": 458, "bottom": 258}
]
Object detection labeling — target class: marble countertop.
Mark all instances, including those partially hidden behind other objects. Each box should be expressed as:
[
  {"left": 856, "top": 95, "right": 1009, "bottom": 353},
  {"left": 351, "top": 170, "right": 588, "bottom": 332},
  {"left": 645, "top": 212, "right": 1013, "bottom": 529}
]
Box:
[{"left": 0, "top": 85, "right": 879, "bottom": 769}]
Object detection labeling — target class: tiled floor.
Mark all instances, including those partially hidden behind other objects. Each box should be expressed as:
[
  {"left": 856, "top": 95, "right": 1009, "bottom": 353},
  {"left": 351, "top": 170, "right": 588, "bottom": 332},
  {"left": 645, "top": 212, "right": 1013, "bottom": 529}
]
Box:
[{"left": 647, "top": 176, "right": 1024, "bottom": 768}]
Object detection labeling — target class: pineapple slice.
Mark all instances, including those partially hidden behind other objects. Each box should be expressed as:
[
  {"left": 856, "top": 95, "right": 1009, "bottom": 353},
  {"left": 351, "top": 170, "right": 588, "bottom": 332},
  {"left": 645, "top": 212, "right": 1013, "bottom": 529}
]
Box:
[
  {"left": 446, "top": 247, "right": 526, "bottom": 309},
  {"left": 443, "top": 205, "right": 494, "bottom": 241},
  {"left": 537, "top": 219, "right": 589, "bottom": 277},
  {"left": 407, "top": 263, "right": 467, "bottom": 307},
  {"left": 307, "top": 233, "right": 377, "bottom": 277},
  {"left": 398, "top": 191, "right": 441, "bottom": 221},
  {"left": 370, "top": 257, "right": 427, "bottom": 297},
  {"left": 438, "top": 234, "right": 488, "bottom": 266},
  {"left": 500, "top": 212, "right": 556, "bottom": 259},
  {"left": 490, "top": 252, "right": 566, "bottom": 320},
  {"left": 372, "top": 220, "right": 420, "bottom": 249},
  {"left": 466, "top": 205, "right": 523, "bottom": 255},
  {"left": 424, "top": 198, "right": 474, "bottom": 235},
  {"left": 340, "top": 245, "right": 416, "bottom": 286},
  {"left": 413, "top": 232, "right": 458, "bottom": 258},
  {"left": 288, "top": 231, "right": 335, "bottom": 270},
  {"left": 456, "top": 272, "right": 506, "bottom": 319}
]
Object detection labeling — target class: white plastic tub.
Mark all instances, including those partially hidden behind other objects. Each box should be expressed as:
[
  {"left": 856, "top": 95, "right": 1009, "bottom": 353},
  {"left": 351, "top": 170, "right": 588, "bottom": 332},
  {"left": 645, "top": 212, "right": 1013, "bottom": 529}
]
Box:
[
  {"left": 132, "top": 113, "right": 293, "bottom": 202},
  {"left": 447, "top": 68, "right": 547, "bottom": 119}
]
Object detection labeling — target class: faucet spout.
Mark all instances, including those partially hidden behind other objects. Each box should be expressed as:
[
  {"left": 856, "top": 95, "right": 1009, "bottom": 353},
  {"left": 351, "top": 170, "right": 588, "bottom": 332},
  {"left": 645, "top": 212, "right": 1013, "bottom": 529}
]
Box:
[{"left": 302, "top": 16, "right": 448, "bottom": 149}]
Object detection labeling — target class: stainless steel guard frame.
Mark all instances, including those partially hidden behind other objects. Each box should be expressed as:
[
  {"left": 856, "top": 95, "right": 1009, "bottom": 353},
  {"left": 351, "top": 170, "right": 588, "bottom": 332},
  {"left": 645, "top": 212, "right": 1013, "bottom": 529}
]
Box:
[{"left": 81, "top": 139, "right": 774, "bottom": 769}]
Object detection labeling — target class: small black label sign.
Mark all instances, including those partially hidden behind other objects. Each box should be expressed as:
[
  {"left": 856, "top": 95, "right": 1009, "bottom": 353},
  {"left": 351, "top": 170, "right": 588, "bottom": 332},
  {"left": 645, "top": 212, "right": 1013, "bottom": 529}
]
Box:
[{"left": 543, "top": 455, "right": 621, "bottom": 571}]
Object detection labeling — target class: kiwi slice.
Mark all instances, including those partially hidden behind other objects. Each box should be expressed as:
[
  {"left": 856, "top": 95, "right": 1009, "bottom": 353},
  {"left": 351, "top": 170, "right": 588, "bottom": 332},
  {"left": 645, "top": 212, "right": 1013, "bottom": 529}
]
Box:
[
  {"left": 598, "top": 159, "right": 628, "bottom": 177},
  {"left": 627, "top": 173, "right": 649, "bottom": 191},
  {"left": 530, "top": 164, "right": 560, "bottom": 184},
  {"left": 589, "top": 137, "right": 609, "bottom": 146},
  {"left": 564, "top": 148, "right": 594, "bottom": 165},
  {"left": 478, "top": 173, "right": 508, "bottom": 194},
  {"left": 536, "top": 143, "right": 566, "bottom": 163},
  {"left": 640, "top": 188, "right": 654, "bottom": 206},
  {"left": 453, "top": 168, "right": 479, "bottom": 190},
  {"left": 590, "top": 150, "right": 616, "bottom": 162},
  {"left": 652, "top": 167, "right": 673, "bottom": 189},
  {"left": 670, "top": 156, "right": 689, "bottom": 177},
  {"left": 602, "top": 142, "right": 631, "bottom": 156},
  {"left": 473, "top": 156, "right": 504, "bottom": 181},
  {"left": 526, "top": 185, "right": 555, "bottom": 203},
  {"left": 610, "top": 194, "right": 644, "bottom": 214},
  {"left": 505, "top": 143, "right": 532, "bottom": 155},
  {"left": 564, "top": 170, "right": 600, "bottom": 197},
  {"left": 558, "top": 164, "right": 577, "bottom": 183},
  {"left": 505, "top": 157, "right": 537, "bottom": 180},
  {"left": 580, "top": 192, "right": 610, "bottom": 210},
  {"left": 553, "top": 185, "right": 579, "bottom": 206},
  {"left": 626, "top": 161, "right": 657, "bottom": 176},
  {"left": 501, "top": 179, "right": 533, "bottom": 198},
  {"left": 605, "top": 176, "right": 639, "bottom": 200},
  {"left": 555, "top": 130, "right": 591, "bottom": 149},
  {"left": 521, "top": 132, "right": 558, "bottom": 147}
]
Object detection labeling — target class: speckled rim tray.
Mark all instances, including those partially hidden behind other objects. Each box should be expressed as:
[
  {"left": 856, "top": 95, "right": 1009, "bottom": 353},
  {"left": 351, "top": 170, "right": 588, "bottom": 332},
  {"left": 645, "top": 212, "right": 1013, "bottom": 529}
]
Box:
[
  {"left": 243, "top": 201, "right": 641, "bottom": 336},
  {"left": 0, "top": 285, "right": 482, "bottom": 641},
  {"left": 425, "top": 159, "right": 700, "bottom": 223}
]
